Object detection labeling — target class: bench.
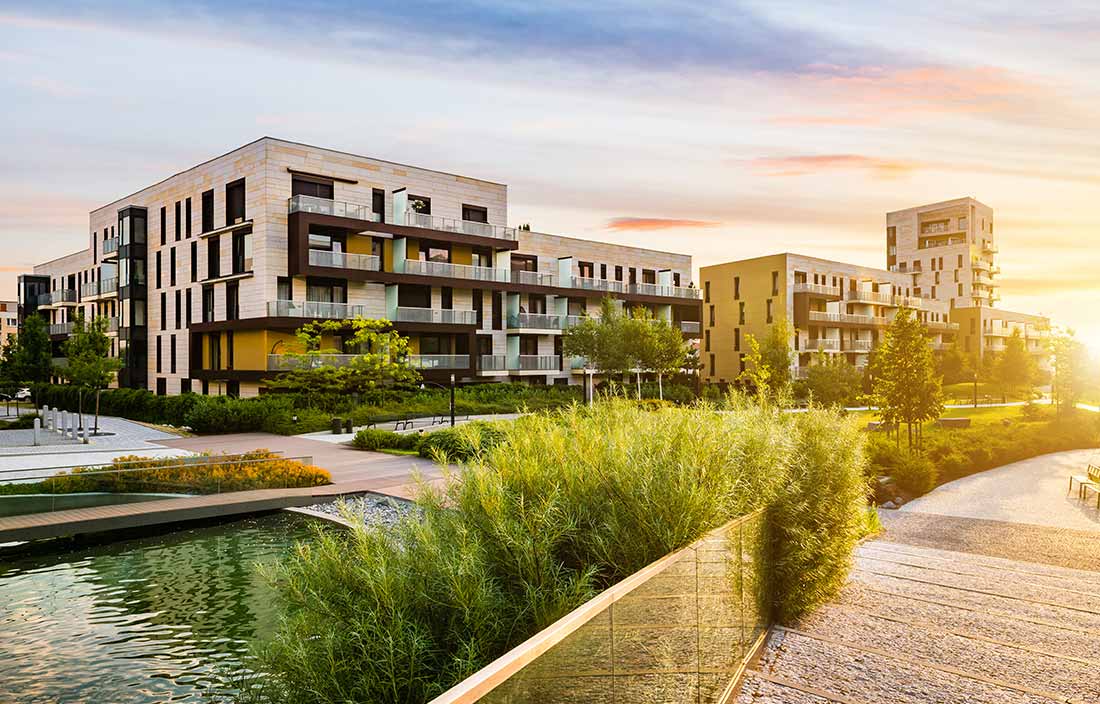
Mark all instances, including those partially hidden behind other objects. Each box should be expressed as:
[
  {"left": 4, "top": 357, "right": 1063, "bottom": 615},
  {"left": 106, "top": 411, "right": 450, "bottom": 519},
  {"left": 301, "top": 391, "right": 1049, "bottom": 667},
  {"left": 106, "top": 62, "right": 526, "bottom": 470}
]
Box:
[{"left": 1069, "top": 464, "right": 1100, "bottom": 503}]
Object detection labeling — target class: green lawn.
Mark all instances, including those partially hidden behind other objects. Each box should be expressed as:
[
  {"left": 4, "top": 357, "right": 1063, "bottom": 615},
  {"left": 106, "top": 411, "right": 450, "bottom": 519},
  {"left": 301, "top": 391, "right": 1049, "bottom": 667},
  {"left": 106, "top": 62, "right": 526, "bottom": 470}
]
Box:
[
  {"left": 941, "top": 382, "right": 1038, "bottom": 404},
  {"left": 849, "top": 403, "right": 1044, "bottom": 427}
]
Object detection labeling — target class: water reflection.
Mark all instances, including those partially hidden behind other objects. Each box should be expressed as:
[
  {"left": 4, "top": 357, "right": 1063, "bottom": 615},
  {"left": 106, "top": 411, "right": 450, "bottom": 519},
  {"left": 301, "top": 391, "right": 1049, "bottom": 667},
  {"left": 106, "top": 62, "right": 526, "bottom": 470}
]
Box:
[{"left": 0, "top": 512, "right": 321, "bottom": 703}]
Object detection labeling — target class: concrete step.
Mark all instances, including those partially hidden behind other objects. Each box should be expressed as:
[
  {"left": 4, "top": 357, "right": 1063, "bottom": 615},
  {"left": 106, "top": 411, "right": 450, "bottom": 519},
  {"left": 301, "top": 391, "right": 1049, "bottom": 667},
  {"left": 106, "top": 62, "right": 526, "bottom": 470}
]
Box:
[
  {"left": 864, "top": 540, "right": 1100, "bottom": 587},
  {"left": 736, "top": 671, "right": 856, "bottom": 703},
  {"left": 755, "top": 628, "right": 1064, "bottom": 704},
  {"left": 836, "top": 581, "right": 1100, "bottom": 664},
  {"left": 794, "top": 602, "right": 1098, "bottom": 703}
]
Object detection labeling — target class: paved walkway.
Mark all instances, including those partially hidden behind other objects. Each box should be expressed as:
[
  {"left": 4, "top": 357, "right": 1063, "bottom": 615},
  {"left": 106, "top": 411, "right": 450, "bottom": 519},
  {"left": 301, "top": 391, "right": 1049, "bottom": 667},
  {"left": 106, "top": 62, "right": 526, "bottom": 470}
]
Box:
[{"left": 899, "top": 448, "right": 1100, "bottom": 532}]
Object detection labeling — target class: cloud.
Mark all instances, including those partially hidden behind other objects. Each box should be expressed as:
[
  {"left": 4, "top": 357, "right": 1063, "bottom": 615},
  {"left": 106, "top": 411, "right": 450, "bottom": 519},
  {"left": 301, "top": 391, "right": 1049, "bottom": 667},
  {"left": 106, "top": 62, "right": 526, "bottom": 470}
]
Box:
[
  {"left": 606, "top": 217, "right": 722, "bottom": 232},
  {"left": 749, "top": 154, "right": 921, "bottom": 178}
]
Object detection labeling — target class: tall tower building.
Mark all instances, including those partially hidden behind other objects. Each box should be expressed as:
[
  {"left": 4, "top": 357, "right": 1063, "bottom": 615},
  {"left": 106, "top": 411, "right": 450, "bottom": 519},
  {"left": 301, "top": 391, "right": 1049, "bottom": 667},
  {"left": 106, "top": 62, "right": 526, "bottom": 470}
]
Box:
[{"left": 886, "top": 197, "right": 999, "bottom": 310}]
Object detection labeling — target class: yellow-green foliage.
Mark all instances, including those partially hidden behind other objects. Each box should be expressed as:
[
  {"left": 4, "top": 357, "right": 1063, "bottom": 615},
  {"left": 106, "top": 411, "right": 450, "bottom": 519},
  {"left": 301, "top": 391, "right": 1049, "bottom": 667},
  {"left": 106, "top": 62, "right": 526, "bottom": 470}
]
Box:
[{"left": 33, "top": 450, "right": 331, "bottom": 495}]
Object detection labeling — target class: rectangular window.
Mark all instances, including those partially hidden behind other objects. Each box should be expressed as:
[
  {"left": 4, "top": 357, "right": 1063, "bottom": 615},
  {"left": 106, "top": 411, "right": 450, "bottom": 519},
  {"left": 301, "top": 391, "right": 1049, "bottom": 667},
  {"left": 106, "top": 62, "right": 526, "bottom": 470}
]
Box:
[
  {"left": 201, "top": 189, "right": 214, "bottom": 233},
  {"left": 208, "top": 236, "right": 220, "bottom": 279},
  {"left": 190, "top": 242, "right": 198, "bottom": 282},
  {"left": 441, "top": 286, "right": 453, "bottom": 310},
  {"left": 170, "top": 334, "right": 177, "bottom": 374},
  {"left": 202, "top": 286, "right": 215, "bottom": 323},
  {"left": 226, "top": 331, "right": 234, "bottom": 370},
  {"left": 156, "top": 378, "right": 166, "bottom": 396},
  {"left": 156, "top": 336, "right": 162, "bottom": 373},
  {"left": 614, "top": 265, "right": 623, "bottom": 282},
  {"left": 160, "top": 291, "right": 166, "bottom": 330},
  {"left": 226, "top": 179, "right": 245, "bottom": 225},
  {"left": 578, "top": 261, "right": 594, "bottom": 278},
  {"left": 155, "top": 250, "right": 162, "bottom": 289},
  {"left": 704, "top": 281, "right": 711, "bottom": 303},
  {"left": 372, "top": 188, "right": 385, "bottom": 220},
  {"left": 766, "top": 298, "right": 773, "bottom": 323},
  {"left": 175, "top": 290, "right": 181, "bottom": 329},
  {"left": 734, "top": 276, "right": 740, "bottom": 300},
  {"left": 291, "top": 177, "right": 334, "bottom": 199},
  {"left": 738, "top": 302, "right": 746, "bottom": 325},
  {"left": 226, "top": 282, "right": 239, "bottom": 321},
  {"left": 709, "top": 353, "right": 715, "bottom": 377},
  {"left": 704, "top": 330, "right": 711, "bottom": 352},
  {"left": 734, "top": 328, "right": 741, "bottom": 352},
  {"left": 277, "top": 277, "right": 292, "bottom": 301},
  {"left": 461, "top": 204, "right": 488, "bottom": 223},
  {"left": 208, "top": 333, "right": 221, "bottom": 370},
  {"left": 181, "top": 378, "right": 191, "bottom": 394},
  {"left": 175, "top": 201, "right": 181, "bottom": 241},
  {"left": 708, "top": 304, "right": 715, "bottom": 326},
  {"left": 160, "top": 206, "right": 167, "bottom": 245},
  {"left": 170, "top": 248, "right": 177, "bottom": 286},
  {"left": 183, "top": 197, "right": 191, "bottom": 238},
  {"left": 231, "top": 231, "right": 251, "bottom": 273},
  {"left": 186, "top": 288, "right": 192, "bottom": 325},
  {"left": 600, "top": 263, "right": 607, "bottom": 279},
  {"left": 771, "top": 271, "right": 779, "bottom": 296}
]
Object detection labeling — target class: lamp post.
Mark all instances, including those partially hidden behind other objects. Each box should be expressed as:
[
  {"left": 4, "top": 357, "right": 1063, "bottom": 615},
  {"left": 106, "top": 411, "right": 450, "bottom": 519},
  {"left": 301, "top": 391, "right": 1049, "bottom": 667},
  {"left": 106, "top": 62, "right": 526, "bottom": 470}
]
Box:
[
  {"left": 973, "top": 370, "right": 978, "bottom": 408},
  {"left": 420, "top": 376, "right": 457, "bottom": 427}
]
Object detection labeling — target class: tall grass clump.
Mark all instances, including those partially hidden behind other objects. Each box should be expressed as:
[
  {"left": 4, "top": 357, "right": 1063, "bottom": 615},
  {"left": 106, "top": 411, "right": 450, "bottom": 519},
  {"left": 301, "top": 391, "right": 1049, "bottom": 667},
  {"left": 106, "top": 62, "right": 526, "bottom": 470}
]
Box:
[{"left": 244, "top": 398, "right": 868, "bottom": 704}]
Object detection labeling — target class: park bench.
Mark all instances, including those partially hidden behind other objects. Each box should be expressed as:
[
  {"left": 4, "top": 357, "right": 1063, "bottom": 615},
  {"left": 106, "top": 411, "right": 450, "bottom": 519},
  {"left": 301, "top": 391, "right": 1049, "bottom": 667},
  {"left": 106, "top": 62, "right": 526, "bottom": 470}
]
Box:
[{"left": 1069, "top": 464, "right": 1100, "bottom": 503}]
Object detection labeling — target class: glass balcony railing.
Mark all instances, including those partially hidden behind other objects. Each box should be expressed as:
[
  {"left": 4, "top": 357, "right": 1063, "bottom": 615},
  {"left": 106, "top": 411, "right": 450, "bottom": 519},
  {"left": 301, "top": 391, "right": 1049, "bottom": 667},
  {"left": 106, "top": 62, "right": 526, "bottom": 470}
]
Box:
[
  {"left": 308, "top": 249, "right": 381, "bottom": 272},
  {"left": 793, "top": 283, "right": 841, "bottom": 297},
  {"left": 571, "top": 276, "right": 625, "bottom": 293},
  {"left": 267, "top": 300, "right": 366, "bottom": 319},
  {"left": 679, "top": 321, "right": 701, "bottom": 334},
  {"left": 404, "top": 259, "right": 510, "bottom": 282},
  {"left": 628, "top": 282, "right": 702, "bottom": 299},
  {"left": 848, "top": 339, "right": 874, "bottom": 352},
  {"left": 507, "top": 313, "right": 565, "bottom": 329},
  {"left": 288, "top": 194, "right": 381, "bottom": 222},
  {"left": 268, "top": 353, "right": 360, "bottom": 371},
  {"left": 393, "top": 307, "right": 477, "bottom": 325},
  {"left": 408, "top": 354, "right": 470, "bottom": 370},
  {"left": 404, "top": 211, "right": 517, "bottom": 241},
  {"left": 49, "top": 321, "right": 73, "bottom": 336},
  {"left": 79, "top": 278, "right": 118, "bottom": 299},
  {"left": 514, "top": 355, "right": 560, "bottom": 371},
  {"left": 479, "top": 354, "right": 508, "bottom": 371},
  {"left": 512, "top": 270, "right": 558, "bottom": 287},
  {"left": 102, "top": 237, "right": 119, "bottom": 256},
  {"left": 805, "top": 338, "right": 840, "bottom": 351},
  {"left": 39, "top": 290, "right": 77, "bottom": 306},
  {"left": 809, "top": 311, "right": 875, "bottom": 325}
]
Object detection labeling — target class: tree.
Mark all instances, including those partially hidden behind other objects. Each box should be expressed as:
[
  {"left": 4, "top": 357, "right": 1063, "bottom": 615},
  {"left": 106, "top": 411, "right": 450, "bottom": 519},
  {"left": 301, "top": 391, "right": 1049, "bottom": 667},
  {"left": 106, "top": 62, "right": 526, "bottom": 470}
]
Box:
[
  {"left": 802, "top": 351, "right": 863, "bottom": 407},
  {"left": 1051, "top": 331, "right": 1089, "bottom": 414},
  {"left": 563, "top": 297, "right": 635, "bottom": 387},
  {"left": 738, "top": 317, "right": 793, "bottom": 402},
  {"left": 12, "top": 314, "right": 52, "bottom": 405},
  {"left": 870, "top": 307, "right": 944, "bottom": 450},
  {"left": 634, "top": 309, "right": 690, "bottom": 400},
  {"left": 62, "top": 313, "right": 122, "bottom": 435},
  {"left": 265, "top": 317, "right": 420, "bottom": 401},
  {"left": 935, "top": 343, "right": 972, "bottom": 385},
  {"left": 995, "top": 329, "right": 1036, "bottom": 402}
]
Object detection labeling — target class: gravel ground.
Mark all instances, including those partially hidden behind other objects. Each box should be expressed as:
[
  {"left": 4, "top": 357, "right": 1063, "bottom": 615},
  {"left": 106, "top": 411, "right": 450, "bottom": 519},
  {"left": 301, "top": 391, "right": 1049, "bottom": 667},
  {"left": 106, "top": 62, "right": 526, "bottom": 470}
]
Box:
[{"left": 299, "top": 492, "right": 415, "bottom": 526}]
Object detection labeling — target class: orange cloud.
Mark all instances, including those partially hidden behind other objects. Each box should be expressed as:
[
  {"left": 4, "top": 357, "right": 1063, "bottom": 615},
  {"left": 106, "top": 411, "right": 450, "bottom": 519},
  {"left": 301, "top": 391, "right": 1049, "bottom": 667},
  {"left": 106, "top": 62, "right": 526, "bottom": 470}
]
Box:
[
  {"left": 606, "top": 217, "right": 721, "bottom": 231},
  {"left": 750, "top": 154, "right": 921, "bottom": 178}
]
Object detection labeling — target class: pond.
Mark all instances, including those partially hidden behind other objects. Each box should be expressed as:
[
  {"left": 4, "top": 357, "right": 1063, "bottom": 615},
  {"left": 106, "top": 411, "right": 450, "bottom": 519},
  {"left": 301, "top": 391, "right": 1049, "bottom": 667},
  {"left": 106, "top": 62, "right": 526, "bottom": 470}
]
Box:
[{"left": 0, "top": 511, "right": 325, "bottom": 703}]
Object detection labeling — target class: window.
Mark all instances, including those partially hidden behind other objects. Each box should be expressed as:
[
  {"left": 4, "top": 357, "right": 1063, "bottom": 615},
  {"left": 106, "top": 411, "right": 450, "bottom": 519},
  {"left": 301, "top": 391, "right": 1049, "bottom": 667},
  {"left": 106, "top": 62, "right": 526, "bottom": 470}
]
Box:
[
  {"left": 704, "top": 281, "right": 711, "bottom": 303},
  {"left": 156, "top": 336, "right": 162, "bottom": 373},
  {"left": 673, "top": 272, "right": 681, "bottom": 287},
  {"left": 201, "top": 189, "right": 214, "bottom": 233},
  {"left": 629, "top": 268, "right": 637, "bottom": 285},
  {"left": 186, "top": 288, "right": 192, "bottom": 325},
  {"left": 734, "top": 328, "right": 741, "bottom": 351},
  {"left": 771, "top": 271, "right": 779, "bottom": 296},
  {"left": 160, "top": 292, "right": 166, "bottom": 330},
  {"left": 306, "top": 279, "right": 347, "bottom": 304},
  {"left": 578, "top": 261, "right": 594, "bottom": 278},
  {"left": 226, "top": 331, "right": 234, "bottom": 370},
  {"left": 208, "top": 236, "right": 220, "bottom": 279},
  {"left": 704, "top": 330, "right": 711, "bottom": 352},
  {"left": 181, "top": 378, "right": 191, "bottom": 394},
  {"left": 642, "top": 269, "right": 656, "bottom": 285},
  {"left": 708, "top": 304, "right": 715, "bottom": 326},
  {"left": 709, "top": 353, "right": 715, "bottom": 377},
  {"left": 156, "top": 377, "right": 166, "bottom": 396},
  {"left": 175, "top": 290, "right": 181, "bottom": 329},
  {"left": 160, "top": 206, "right": 167, "bottom": 245},
  {"left": 600, "top": 263, "right": 607, "bottom": 279},
  {"left": 614, "top": 265, "right": 623, "bottom": 282},
  {"left": 202, "top": 286, "right": 215, "bottom": 323},
  {"left": 185, "top": 198, "right": 192, "bottom": 238},
  {"left": 227, "top": 380, "right": 240, "bottom": 398},
  {"left": 170, "top": 334, "right": 177, "bottom": 374},
  {"left": 958, "top": 283, "right": 964, "bottom": 296},
  {"left": 409, "top": 195, "right": 431, "bottom": 214},
  {"left": 734, "top": 276, "right": 740, "bottom": 300},
  {"left": 766, "top": 299, "right": 773, "bottom": 323},
  {"left": 232, "top": 231, "right": 251, "bottom": 273},
  {"left": 226, "top": 282, "right": 239, "bottom": 321},
  {"left": 277, "top": 277, "right": 292, "bottom": 301},
  {"left": 462, "top": 204, "right": 488, "bottom": 223},
  {"left": 291, "top": 176, "right": 334, "bottom": 199},
  {"left": 372, "top": 188, "right": 385, "bottom": 221},
  {"left": 208, "top": 333, "right": 221, "bottom": 370},
  {"left": 190, "top": 241, "right": 198, "bottom": 282},
  {"left": 175, "top": 201, "right": 181, "bottom": 241},
  {"left": 738, "top": 302, "right": 745, "bottom": 325},
  {"left": 169, "top": 248, "right": 176, "bottom": 287},
  {"left": 202, "top": 380, "right": 209, "bottom": 395},
  {"left": 441, "top": 286, "right": 453, "bottom": 310},
  {"left": 957, "top": 254, "right": 963, "bottom": 268},
  {"left": 226, "top": 179, "right": 246, "bottom": 225}
]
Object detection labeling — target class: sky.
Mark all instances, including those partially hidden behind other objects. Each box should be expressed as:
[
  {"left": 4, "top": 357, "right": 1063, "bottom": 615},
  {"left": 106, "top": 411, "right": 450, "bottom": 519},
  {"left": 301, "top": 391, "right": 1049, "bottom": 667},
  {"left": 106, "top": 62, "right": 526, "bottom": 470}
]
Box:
[{"left": 2, "top": 1, "right": 1099, "bottom": 349}]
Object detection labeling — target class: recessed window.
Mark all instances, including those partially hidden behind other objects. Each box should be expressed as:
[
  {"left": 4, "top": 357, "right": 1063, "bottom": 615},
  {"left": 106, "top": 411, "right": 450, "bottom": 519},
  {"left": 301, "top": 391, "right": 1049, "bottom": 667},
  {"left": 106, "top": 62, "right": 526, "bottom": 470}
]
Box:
[
  {"left": 462, "top": 204, "right": 488, "bottom": 223},
  {"left": 201, "top": 189, "right": 215, "bottom": 233},
  {"left": 291, "top": 176, "right": 334, "bottom": 200},
  {"left": 226, "top": 179, "right": 246, "bottom": 225}
]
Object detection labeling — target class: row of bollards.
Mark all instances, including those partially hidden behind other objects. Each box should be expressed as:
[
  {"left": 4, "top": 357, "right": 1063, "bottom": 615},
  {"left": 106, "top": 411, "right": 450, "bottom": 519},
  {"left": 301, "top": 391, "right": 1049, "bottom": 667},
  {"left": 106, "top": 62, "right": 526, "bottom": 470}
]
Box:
[{"left": 35, "top": 406, "right": 90, "bottom": 446}]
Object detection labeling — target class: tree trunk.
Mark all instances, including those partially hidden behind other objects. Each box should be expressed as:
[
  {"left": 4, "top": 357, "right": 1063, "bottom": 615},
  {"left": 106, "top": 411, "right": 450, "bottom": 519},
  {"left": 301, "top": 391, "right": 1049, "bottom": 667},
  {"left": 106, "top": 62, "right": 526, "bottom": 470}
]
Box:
[
  {"left": 94, "top": 388, "right": 101, "bottom": 435},
  {"left": 635, "top": 371, "right": 641, "bottom": 399},
  {"left": 907, "top": 422, "right": 913, "bottom": 450},
  {"left": 658, "top": 372, "right": 664, "bottom": 400}
]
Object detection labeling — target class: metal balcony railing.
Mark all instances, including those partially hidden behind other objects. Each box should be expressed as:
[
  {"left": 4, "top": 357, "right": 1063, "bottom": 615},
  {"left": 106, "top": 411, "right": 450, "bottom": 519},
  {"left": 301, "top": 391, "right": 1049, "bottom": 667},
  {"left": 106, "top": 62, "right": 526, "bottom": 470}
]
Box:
[
  {"left": 268, "top": 300, "right": 366, "bottom": 319},
  {"left": 918, "top": 237, "right": 967, "bottom": 249},
  {"left": 408, "top": 354, "right": 470, "bottom": 370},
  {"left": 308, "top": 249, "right": 381, "bottom": 272},
  {"left": 288, "top": 194, "right": 381, "bottom": 222},
  {"left": 479, "top": 354, "right": 508, "bottom": 371},
  {"left": 404, "top": 259, "right": 510, "bottom": 282},
  {"left": 794, "top": 283, "right": 841, "bottom": 297},
  {"left": 393, "top": 307, "right": 477, "bottom": 325},
  {"left": 925, "top": 320, "right": 960, "bottom": 332},
  {"left": 847, "top": 289, "right": 895, "bottom": 305},
  {"left": 805, "top": 338, "right": 840, "bottom": 351},
  {"left": 628, "top": 282, "right": 702, "bottom": 299},
  {"left": 512, "top": 270, "right": 558, "bottom": 287},
  {"left": 49, "top": 322, "right": 73, "bottom": 336},
  {"left": 405, "top": 211, "right": 517, "bottom": 241},
  {"left": 514, "top": 355, "right": 561, "bottom": 371}
]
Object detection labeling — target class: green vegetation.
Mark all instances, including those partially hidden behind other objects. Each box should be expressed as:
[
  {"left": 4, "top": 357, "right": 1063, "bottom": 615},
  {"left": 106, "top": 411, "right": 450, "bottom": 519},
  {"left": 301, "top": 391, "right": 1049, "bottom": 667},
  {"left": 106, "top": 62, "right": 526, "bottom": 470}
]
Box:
[
  {"left": 738, "top": 317, "right": 794, "bottom": 401},
  {"left": 352, "top": 422, "right": 508, "bottom": 463},
  {"left": 870, "top": 307, "right": 943, "bottom": 450},
  {"left": 795, "top": 351, "right": 864, "bottom": 407},
  {"left": 0, "top": 413, "right": 38, "bottom": 431},
  {"left": 60, "top": 313, "right": 122, "bottom": 434},
  {"left": 0, "top": 450, "right": 331, "bottom": 496},
  {"left": 247, "top": 398, "right": 869, "bottom": 703}
]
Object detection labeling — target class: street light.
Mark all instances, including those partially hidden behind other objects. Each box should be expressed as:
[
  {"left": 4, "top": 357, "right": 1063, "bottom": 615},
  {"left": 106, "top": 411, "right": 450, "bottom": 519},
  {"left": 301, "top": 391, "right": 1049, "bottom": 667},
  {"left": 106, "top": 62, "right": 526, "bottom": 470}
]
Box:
[
  {"left": 419, "top": 373, "right": 457, "bottom": 427},
  {"left": 973, "top": 370, "right": 978, "bottom": 408}
]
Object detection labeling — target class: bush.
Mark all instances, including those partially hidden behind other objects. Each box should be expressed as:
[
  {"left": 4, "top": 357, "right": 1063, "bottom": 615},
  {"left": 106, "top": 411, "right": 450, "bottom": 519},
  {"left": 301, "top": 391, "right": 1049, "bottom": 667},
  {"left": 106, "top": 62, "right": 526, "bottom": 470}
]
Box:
[
  {"left": 0, "top": 413, "right": 38, "bottom": 431},
  {"left": 249, "top": 399, "right": 869, "bottom": 703},
  {"left": 865, "top": 435, "right": 936, "bottom": 497},
  {"left": 351, "top": 428, "right": 421, "bottom": 452},
  {"left": 417, "top": 422, "right": 508, "bottom": 463}
]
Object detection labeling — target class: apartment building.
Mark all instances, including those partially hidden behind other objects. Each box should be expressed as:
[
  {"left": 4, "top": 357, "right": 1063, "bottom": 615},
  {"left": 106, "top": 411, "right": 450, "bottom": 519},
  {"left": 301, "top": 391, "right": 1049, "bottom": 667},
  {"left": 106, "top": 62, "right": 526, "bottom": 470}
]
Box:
[
  {"left": 22, "top": 137, "right": 701, "bottom": 397},
  {"left": 0, "top": 301, "right": 17, "bottom": 345},
  {"left": 951, "top": 306, "right": 1049, "bottom": 363},
  {"left": 886, "top": 197, "right": 998, "bottom": 309},
  {"left": 700, "top": 253, "right": 956, "bottom": 383}
]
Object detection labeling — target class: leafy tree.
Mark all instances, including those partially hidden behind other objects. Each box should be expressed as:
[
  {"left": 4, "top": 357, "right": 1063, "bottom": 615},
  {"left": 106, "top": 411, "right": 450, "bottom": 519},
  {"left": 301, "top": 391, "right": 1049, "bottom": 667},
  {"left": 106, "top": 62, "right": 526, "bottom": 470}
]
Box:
[
  {"left": 1051, "top": 331, "right": 1089, "bottom": 414},
  {"left": 935, "top": 343, "right": 972, "bottom": 385},
  {"left": 738, "top": 317, "right": 793, "bottom": 402},
  {"left": 62, "top": 313, "right": 122, "bottom": 435},
  {"left": 802, "top": 351, "right": 863, "bottom": 407},
  {"left": 870, "top": 307, "right": 944, "bottom": 450},
  {"left": 564, "top": 297, "right": 635, "bottom": 385},
  {"left": 12, "top": 314, "right": 52, "bottom": 405},
  {"left": 995, "top": 329, "right": 1036, "bottom": 402},
  {"left": 266, "top": 318, "right": 420, "bottom": 401},
  {"left": 633, "top": 308, "right": 690, "bottom": 400}
]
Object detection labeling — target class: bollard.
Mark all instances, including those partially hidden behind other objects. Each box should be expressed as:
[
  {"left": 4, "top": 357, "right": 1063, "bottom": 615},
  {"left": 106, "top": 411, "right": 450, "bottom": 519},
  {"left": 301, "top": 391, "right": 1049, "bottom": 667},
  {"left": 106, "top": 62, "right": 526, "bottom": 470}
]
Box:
[{"left": 33, "top": 417, "right": 40, "bottom": 446}]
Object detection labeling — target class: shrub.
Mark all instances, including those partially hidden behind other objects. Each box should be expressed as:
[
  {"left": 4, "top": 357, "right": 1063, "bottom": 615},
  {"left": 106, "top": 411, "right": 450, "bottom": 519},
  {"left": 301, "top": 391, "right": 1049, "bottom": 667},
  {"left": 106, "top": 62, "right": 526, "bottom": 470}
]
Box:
[
  {"left": 417, "top": 422, "right": 508, "bottom": 463},
  {"left": 250, "top": 399, "right": 869, "bottom": 703},
  {"left": 0, "top": 413, "right": 38, "bottom": 431},
  {"left": 351, "top": 428, "right": 421, "bottom": 452},
  {"left": 865, "top": 434, "right": 936, "bottom": 497}
]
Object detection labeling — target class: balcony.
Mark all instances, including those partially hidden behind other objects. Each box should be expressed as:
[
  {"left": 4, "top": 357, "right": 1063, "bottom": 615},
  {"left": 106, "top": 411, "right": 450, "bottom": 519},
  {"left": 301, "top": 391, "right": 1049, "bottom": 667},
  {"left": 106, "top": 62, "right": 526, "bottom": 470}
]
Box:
[
  {"left": 928, "top": 342, "right": 951, "bottom": 351},
  {"left": 308, "top": 249, "right": 380, "bottom": 272},
  {"left": 267, "top": 300, "right": 366, "bottom": 320},
  {"left": 982, "top": 241, "right": 998, "bottom": 254},
  {"left": 408, "top": 354, "right": 470, "bottom": 370},
  {"left": 49, "top": 321, "right": 73, "bottom": 336},
  {"left": 512, "top": 270, "right": 558, "bottom": 287},
  {"left": 571, "top": 276, "right": 625, "bottom": 294},
  {"left": 848, "top": 289, "right": 894, "bottom": 305},
  {"left": 288, "top": 194, "right": 381, "bottom": 222},
  {"left": 847, "top": 339, "right": 873, "bottom": 352},
  {"left": 925, "top": 320, "right": 960, "bottom": 332},
  {"left": 918, "top": 237, "right": 967, "bottom": 249},
  {"left": 404, "top": 259, "right": 509, "bottom": 283},
  {"left": 102, "top": 237, "right": 119, "bottom": 258},
  {"left": 809, "top": 311, "right": 875, "bottom": 326},
  {"left": 805, "top": 338, "right": 840, "bottom": 352},
  {"left": 794, "top": 283, "right": 841, "bottom": 297},
  {"left": 971, "top": 259, "right": 990, "bottom": 272},
  {"left": 479, "top": 354, "right": 508, "bottom": 371},
  {"left": 39, "top": 289, "right": 78, "bottom": 307},
  {"left": 405, "top": 211, "right": 517, "bottom": 241},
  {"left": 507, "top": 312, "right": 567, "bottom": 330},
  {"left": 268, "top": 353, "right": 360, "bottom": 371},
  {"left": 680, "top": 321, "right": 701, "bottom": 334},
  {"left": 514, "top": 355, "right": 561, "bottom": 371},
  {"left": 393, "top": 307, "right": 477, "bottom": 325},
  {"left": 628, "top": 282, "right": 702, "bottom": 300},
  {"left": 80, "top": 277, "right": 118, "bottom": 300}
]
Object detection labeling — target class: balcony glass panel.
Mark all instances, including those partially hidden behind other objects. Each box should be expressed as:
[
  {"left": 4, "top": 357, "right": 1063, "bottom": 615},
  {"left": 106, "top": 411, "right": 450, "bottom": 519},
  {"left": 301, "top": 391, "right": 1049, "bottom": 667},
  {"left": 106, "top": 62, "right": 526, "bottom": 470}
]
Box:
[
  {"left": 394, "top": 307, "right": 477, "bottom": 325},
  {"left": 628, "top": 283, "right": 702, "bottom": 299},
  {"left": 507, "top": 313, "right": 565, "bottom": 330},
  {"left": 267, "top": 300, "right": 365, "bottom": 319},
  {"left": 571, "top": 276, "right": 625, "bottom": 293},
  {"left": 408, "top": 354, "right": 470, "bottom": 369},
  {"left": 480, "top": 354, "right": 507, "bottom": 371},
  {"left": 404, "top": 211, "right": 517, "bottom": 241},
  {"left": 308, "top": 249, "right": 381, "bottom": 272},
  {"left": 288, "top": 194, "right": 381, "bottom": 222},
  {"left": 405, "top": 259, "right": 509, "bottom": 282},
  {"left": 515, "top": 355, "right": 561, "bottom": 371},
  {"left": 513, "top": 270, "right": 558, "bottom": 287}
]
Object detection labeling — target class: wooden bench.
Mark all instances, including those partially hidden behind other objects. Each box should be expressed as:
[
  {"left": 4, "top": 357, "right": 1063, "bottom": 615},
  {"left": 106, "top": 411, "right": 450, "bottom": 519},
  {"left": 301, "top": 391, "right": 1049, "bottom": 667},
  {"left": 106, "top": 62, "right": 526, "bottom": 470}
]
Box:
[{"left": 1069, "top": 464, "right": 1100, "bottom": 503}]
